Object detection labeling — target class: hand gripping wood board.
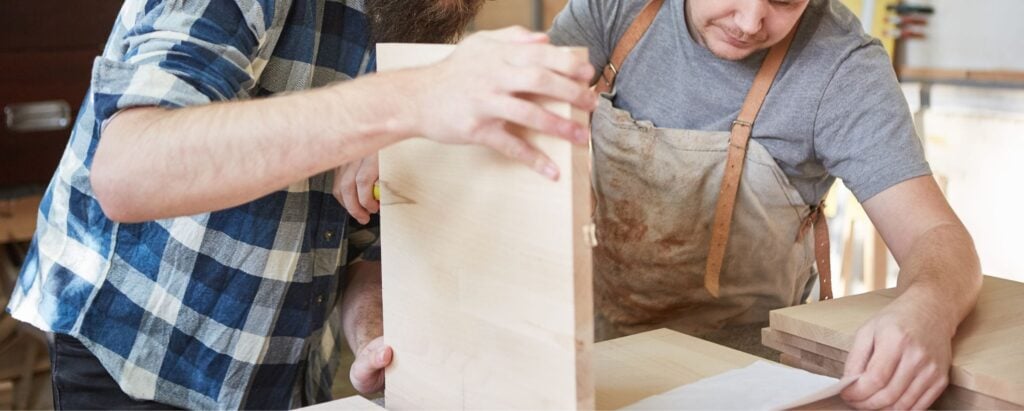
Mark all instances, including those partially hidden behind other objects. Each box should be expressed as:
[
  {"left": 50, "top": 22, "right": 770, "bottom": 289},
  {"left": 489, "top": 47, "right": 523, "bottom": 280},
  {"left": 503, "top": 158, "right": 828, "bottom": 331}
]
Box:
[
  {"left": 376, "top": 43, "right": 594, "bottom": 409},
  {"left": 766, "top": 329, "right": 1020, "bottom": 409},
  {"left": 767, "top": 276, "right": 1024, "bottom": 406}
]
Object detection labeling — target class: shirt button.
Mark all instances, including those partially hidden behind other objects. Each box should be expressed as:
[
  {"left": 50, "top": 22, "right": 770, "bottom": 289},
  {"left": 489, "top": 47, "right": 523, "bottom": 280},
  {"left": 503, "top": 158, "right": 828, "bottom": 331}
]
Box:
[
  {"left": 316, "top": 295, "right": 324, "bottom": 305},
  {"left": 323, "top": 230, "right": 335, "bottom": 241}
]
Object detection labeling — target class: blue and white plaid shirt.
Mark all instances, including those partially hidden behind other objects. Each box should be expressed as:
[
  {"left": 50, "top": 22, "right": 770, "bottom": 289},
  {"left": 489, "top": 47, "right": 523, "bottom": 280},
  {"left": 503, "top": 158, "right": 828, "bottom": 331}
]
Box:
[{"left": 7, "top": 0, "right": 379, "bottom": 408}]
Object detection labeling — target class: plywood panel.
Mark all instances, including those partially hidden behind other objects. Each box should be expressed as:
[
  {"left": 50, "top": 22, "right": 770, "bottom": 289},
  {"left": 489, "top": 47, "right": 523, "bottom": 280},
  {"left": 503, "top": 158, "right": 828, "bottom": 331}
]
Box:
[
  {"left": 301, "top": 395, "right": 382, "bottom": 410},
  {"left": 762, "top": 328, "right": 848, "bottom": 363},
  {"left": 376, "top": 44, "right": 593, "bottom": 410},
  {"left": 593, "top": 328, "right": 761, "bottom": 410},
  {"left": 768, "top": 276, "right": 1024, "bottom": 405}
]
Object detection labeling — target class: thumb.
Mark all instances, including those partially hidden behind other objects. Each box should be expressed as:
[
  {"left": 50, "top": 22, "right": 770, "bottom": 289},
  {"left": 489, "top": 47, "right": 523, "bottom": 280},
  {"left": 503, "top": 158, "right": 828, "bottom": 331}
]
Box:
[
  {"left": 350, "top": 339, "right": 390, "bottom": 394},
  {"left": 374, "top": 344, "right": 394, "bottom": 368},
  {"left": 840, "top": 325, "right": 875, "bottom": 399}
]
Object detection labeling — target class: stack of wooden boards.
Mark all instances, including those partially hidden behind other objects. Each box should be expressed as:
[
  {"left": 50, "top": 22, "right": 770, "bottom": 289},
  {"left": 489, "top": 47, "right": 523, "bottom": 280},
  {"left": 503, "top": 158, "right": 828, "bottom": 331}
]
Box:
[{"left": 763, "top": 275, "right": 1024, "bottom": 409}]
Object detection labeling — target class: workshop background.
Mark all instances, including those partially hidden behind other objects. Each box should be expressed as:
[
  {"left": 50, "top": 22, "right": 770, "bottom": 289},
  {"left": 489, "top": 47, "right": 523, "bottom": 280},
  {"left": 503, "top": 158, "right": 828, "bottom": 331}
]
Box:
[{"left": 2, "top": 0, "right": 1022, "bottom": 409}]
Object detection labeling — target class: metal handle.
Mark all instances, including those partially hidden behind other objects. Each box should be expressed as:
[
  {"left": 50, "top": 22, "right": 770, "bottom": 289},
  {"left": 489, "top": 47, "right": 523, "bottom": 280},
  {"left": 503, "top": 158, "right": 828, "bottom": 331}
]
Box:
[{"left": 4, "top": 100, "right": 72, "bottom": 133}]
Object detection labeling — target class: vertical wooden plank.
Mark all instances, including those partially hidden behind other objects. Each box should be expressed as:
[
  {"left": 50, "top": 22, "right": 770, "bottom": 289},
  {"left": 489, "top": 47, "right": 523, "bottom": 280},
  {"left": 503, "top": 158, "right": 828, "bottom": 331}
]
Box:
[{"left": 376, "top": 44, "right": 593, "bottom": 410}]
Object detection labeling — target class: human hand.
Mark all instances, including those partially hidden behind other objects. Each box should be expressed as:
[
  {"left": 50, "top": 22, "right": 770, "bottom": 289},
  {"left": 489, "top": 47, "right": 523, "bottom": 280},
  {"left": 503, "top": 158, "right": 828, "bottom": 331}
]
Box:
[
  {"left": 333, "top": 154, "right": 379, "bottom": 224},
  {"left": 411, "top": 26, "right": 597, "bottom": 181},
  {"left": 349, "top": 336, "right": 392, "bottom": 395},
  {"left": 840, "top": 299, "right": 953, "bottom": 410}
]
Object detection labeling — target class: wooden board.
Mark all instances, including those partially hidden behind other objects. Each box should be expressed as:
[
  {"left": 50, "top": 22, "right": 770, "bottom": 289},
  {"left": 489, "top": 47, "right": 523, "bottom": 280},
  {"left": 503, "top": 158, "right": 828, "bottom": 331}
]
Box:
[
  {"left": 376, "top": 44, "right": 593, "bottom": 410},
  {"left": 301, "top": 395, "right": 383, "bottom": 410},
  {"left": 768, "top": 276, "right": 1024, "bottom": 405},
  {"left": 593, "top": 328, "right": 760, "bottom": 410},
  {"left": 315, "top": 329, "right": 837, "bottom": 409},
  {"left": 762, "top": 328, "right": 848, "bottom": 363},
  {"left": 772, "top": 337, "right": 1021, "bottom": 410}
]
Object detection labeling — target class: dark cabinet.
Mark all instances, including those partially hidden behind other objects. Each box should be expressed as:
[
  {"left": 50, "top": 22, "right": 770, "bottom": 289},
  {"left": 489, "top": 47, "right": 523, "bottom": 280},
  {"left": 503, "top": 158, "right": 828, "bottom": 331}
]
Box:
[{"left": 0, "top": 1, "right": 123, "bottom": 188}]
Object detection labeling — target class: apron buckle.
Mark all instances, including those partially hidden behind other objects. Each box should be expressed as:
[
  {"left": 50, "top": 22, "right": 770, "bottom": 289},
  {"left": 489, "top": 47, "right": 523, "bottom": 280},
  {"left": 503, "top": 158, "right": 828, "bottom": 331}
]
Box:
[{"left": 731, "top": 119, "right": 753, "bottom": 128}]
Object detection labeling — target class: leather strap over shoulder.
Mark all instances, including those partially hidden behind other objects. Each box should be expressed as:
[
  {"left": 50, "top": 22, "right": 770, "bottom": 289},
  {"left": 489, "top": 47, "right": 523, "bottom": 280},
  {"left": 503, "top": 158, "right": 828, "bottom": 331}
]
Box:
[
  {"left": 594, "top": 0, "right": 665, "bottom": 94},
  {"left": 703, "top": 25, "right": 800, "bottom": 298}
]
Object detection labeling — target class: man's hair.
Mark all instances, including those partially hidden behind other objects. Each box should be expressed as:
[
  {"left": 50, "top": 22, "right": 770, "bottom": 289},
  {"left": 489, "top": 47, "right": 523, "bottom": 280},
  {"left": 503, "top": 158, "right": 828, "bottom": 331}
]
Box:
[{"left": 366, "top": 0, "right": 485, "bottom": 44}]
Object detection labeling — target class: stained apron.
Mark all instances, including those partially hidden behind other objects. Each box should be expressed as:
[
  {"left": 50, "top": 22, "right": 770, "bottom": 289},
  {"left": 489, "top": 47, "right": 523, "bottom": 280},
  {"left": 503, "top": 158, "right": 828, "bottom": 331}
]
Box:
[{"left": 590, "top": 92, "right": 820, "bottom": 357}]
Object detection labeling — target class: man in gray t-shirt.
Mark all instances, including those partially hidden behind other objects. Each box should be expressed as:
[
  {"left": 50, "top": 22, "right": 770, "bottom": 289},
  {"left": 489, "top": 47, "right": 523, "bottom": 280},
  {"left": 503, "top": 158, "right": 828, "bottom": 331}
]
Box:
[{"left": 550, "top": 0, "right": 981, "bottom": 409}]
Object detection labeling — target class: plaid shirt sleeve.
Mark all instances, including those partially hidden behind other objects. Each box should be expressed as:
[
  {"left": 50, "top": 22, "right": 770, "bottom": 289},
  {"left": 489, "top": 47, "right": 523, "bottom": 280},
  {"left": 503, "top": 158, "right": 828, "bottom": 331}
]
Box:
[
  {"left": 91, "top": 0, "right": 277, "bottom": 123},
  {"left": 9, "top": 0, "right": 381, "bottom": 408}
]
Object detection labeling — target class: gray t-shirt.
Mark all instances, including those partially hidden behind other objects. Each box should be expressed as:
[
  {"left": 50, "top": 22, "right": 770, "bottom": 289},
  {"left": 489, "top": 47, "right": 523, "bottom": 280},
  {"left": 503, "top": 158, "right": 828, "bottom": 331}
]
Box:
[{"left": 550, "top": 0, "right": 930, "bottom": 204}]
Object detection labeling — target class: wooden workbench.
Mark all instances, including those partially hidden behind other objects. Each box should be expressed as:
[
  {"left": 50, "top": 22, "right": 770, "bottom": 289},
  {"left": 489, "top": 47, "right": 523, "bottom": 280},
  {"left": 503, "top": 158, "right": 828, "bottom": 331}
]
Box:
[{"left": 314, "top": 328, "right": 848, "bottom": 410}]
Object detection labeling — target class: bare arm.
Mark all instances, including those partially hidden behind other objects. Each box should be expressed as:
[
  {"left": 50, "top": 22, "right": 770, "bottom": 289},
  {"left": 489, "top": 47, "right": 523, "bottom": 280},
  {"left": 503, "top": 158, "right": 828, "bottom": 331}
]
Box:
[
  {"left": 865, "top": 175, "right": 982, "bottom": 334},
  {"left": 339, "top": 261, "right": 388, "bottom": 394},
  {"left": 841, "top": 175, "right": 982, "bottom": 409},
  {"left": 341, "top": 261, "right": 383, "bottom": 357},
  {"left": 93, "top": 72, "right": 415, "bottom": 222},
  {"left": 92, "top": 27, "right": 597, "bottom": 222}
]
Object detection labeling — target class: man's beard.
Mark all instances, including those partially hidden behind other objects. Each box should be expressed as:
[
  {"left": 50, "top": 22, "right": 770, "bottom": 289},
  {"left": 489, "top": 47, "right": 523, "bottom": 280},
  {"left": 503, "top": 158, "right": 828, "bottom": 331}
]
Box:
[{"left": 365, "top": 0, "right": 485, "bottom": 44}]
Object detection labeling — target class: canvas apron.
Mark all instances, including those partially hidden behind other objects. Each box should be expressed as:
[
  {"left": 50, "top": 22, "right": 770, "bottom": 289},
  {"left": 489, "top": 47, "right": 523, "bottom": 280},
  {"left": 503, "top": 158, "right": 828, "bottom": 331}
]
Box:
[{"left": 590, "top": 0, "right": 832, "bottom": 356}]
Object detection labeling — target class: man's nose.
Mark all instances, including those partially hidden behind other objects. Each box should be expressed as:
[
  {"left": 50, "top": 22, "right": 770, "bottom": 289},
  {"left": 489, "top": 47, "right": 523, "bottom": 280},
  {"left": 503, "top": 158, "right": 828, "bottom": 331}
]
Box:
[{"left": 734, "top": 0, "right": 767, "bottom": 35}]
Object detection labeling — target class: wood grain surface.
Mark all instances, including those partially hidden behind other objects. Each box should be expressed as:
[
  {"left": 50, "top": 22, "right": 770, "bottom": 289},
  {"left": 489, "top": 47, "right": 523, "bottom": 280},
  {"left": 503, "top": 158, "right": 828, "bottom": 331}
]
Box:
[
  {"left": 768, "top": 276, "right": 1024, "bottom": 406},
  {"left": 376, "top": 43, "right": 594, "bottom": 410}
]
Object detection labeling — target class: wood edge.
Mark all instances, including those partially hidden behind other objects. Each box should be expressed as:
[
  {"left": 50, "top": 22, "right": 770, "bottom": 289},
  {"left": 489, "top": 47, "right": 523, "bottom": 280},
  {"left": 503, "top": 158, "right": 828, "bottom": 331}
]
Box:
[
  {"left": 770, "top": 337, "right": 1024, "bottom": 409},
  {"left": 898, "top": 67, "right": 1024, "bottom": 85}
]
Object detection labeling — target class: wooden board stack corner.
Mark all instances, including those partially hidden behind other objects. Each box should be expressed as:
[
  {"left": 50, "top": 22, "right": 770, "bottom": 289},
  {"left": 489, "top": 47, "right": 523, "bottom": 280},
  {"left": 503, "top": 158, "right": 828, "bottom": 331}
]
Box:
[{"left": 764, "top": 276, "right": 1024, "bottom": 409}]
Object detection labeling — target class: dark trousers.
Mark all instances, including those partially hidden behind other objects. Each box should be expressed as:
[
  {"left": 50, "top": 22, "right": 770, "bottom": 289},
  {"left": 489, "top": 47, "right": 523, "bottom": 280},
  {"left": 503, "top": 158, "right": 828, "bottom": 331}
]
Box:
[{"left": 47, "top": 333, "right": 180, "bottom": 410}]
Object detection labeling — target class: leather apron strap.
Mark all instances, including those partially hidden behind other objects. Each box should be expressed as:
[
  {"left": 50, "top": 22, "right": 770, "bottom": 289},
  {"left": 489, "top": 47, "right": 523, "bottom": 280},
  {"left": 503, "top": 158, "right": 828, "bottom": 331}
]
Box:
[
  {"left": 595, "top": 4, "right": 833, "bottom": 301},
  {"left": 797, "top": 200, "right": 834, "bottom": 300},
  {"left": 704, "top": 28, "right": 798, "bottom": 297}
]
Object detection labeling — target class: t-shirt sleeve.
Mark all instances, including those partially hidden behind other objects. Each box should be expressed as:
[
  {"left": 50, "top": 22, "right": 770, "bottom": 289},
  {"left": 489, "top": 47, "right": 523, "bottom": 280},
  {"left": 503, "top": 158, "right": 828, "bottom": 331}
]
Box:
[
  {"left": 548, "top": 0, "right": 624, "bottom": 84},
  {"left": 813, "top": 42, "right": 931, "bottom": 202},
  {"left": 91, "top": 0, "right": 283, "bottom": 125}
]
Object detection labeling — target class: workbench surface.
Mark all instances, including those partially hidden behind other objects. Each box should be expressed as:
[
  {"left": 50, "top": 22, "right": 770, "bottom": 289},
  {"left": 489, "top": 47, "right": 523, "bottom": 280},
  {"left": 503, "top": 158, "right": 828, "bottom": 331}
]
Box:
[{"left": 315, "top": 328, "right": 840, "bottom": 410}]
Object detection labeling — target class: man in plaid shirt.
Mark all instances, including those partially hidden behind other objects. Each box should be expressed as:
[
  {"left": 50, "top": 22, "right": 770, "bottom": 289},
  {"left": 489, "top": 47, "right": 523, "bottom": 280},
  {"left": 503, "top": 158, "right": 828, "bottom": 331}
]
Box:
[{"left": 6, "top": 0, "right": 597, "bottom": 408}]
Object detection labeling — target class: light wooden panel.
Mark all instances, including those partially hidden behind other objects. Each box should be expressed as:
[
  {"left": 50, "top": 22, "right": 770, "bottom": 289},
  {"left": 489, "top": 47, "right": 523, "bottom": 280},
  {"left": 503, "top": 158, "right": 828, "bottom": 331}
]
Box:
[
  {"left": 768, "top": 276, "right": 1024, "bottom": 405},
  {"left": 762, "top": 328, "right": 848, "bottom": 363},
  {"left": 593, "top": 328, "right": 760, "bottom": 410},
  {"left": 376, "top": 44, "right": 593, "bottom": 409},
  {"left": 765, "top": 330, "right": 1022, "bottom": 409},
  {"left": 301, "top": 395, "right": 382, "bottom": 410}
]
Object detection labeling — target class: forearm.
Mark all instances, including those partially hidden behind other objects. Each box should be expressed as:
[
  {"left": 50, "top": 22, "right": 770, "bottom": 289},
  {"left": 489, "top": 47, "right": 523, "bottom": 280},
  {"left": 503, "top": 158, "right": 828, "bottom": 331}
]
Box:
[
  {"left": 893, "top": 222, "right": 983, "bottom": 337},
  {"left": 341, "top": 261, "right": 384, "bottom": 353},
  {"left": 92, "top": 70, "right": 421, "bottom": 222}
]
